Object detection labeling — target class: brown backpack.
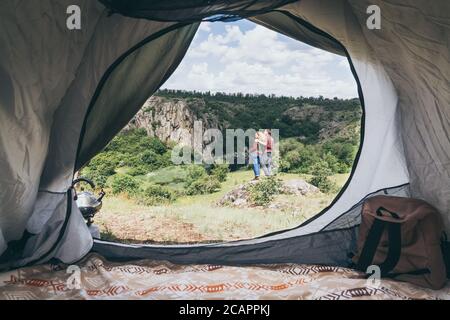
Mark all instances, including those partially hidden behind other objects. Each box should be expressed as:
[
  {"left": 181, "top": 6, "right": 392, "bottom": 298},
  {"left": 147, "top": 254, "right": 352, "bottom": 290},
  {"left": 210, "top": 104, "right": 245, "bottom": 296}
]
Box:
[{"left": 352, "top": 195, "right": 447, "bottom": 289}]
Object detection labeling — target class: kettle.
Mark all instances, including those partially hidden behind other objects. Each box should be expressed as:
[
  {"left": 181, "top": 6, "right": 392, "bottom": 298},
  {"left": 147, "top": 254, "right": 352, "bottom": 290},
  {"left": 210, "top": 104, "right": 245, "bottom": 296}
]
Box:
[{"left": 72, "top": 177, "right": 105, "bottom": 226}]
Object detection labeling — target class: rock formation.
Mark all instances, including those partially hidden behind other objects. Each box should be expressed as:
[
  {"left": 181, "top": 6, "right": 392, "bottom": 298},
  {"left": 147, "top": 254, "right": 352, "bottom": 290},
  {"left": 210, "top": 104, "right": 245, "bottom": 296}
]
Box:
[
  {"left": 124, "top": 96, "right": 219, "bottom": 147},
  {"left": 217, "top": 178, "right": 320, "bottom": 208}
]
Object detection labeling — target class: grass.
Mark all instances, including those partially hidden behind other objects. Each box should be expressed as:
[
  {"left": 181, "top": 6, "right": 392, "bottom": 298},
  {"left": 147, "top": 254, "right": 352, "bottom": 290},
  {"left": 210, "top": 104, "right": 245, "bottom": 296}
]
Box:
[{"left": 96, "top": 170, "right": 349, "bottom": 244}]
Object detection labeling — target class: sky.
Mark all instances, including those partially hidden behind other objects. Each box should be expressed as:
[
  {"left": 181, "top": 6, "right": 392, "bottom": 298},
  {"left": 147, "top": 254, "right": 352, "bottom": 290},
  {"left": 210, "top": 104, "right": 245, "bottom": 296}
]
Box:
[{"left": 161, "top": 20, "right": 359, "bottom": 99}]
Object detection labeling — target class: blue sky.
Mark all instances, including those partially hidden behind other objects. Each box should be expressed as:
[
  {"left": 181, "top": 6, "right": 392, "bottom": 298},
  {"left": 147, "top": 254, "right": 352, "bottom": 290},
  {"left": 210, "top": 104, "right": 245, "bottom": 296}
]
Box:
[{"left": 162, "top": 20, "right": 358, "bottom": 98}]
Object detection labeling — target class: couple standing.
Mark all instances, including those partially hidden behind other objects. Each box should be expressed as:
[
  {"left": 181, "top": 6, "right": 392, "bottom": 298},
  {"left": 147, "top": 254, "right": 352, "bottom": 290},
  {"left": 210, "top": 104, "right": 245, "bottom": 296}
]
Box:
[{"left": 250, "top": 129, "right": 274, "bottom": 180}]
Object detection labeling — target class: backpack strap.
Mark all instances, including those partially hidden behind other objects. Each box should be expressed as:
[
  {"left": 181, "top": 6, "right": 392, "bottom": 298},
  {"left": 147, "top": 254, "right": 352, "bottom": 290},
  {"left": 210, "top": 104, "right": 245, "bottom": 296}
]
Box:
[
  {"left": 356, "top": 208, "right": 402, "bottom": 276},
  {"left": 379, "top": 223, "right": 401, "bottom": 276},
  {"left": 385, "top": 268, "right": 430, "bottom": 278}
]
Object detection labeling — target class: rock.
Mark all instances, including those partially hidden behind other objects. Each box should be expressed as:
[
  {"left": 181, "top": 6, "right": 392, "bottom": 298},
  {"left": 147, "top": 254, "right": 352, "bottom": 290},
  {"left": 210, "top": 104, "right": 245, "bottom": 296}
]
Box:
[
  {"left": 233, "top": 198, "right": 248, "bottom": 207},
  {"left": 268, "top": 203, "right": 282, "bottom": 209},
  {"left": 216, "top": 184, "right": 249, "bottom": 208},
  {"left": 124, "top": 96, "right": 219, "bottom": 147},
  {"left": 282, "top": 105, "right": 325, "bottom": 123},
  {"left": 282, "top": 179, "right": 320, "bottom": 196}
]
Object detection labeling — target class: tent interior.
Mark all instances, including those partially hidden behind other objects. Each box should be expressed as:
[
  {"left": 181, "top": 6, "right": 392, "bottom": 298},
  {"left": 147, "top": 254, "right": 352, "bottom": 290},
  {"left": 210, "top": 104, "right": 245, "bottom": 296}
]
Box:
[{"left": 0, "top": 0, "right": 449, "bottom": 299}]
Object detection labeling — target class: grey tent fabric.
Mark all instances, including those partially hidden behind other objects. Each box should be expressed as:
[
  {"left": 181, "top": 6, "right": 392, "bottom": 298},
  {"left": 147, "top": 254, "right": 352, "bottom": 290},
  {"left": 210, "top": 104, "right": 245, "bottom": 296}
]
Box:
[
  {"left": 75, "top": 23, "right": 199, "bottom": 170},
  {"left": 283, "top": 0, "right": 450, "bottom": 230},
  {"left": 249, "top": 11, "right": 344, "bottom": 56},
  {"left": 0, "top": 0, "right": 448, "bottom": 268},
  {"left": 0, "top": 1, "right": 199, "bottom": 268},
  {"left": 99, "top": 0, "right": 299, "bottom": 22}
]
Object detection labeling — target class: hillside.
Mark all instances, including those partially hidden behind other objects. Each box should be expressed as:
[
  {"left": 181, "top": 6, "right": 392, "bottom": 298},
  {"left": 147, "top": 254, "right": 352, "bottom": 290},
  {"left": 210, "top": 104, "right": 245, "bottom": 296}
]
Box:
[
  {"left": 128, "top": 89, "right": 362, "bottom": 146},
  {"left": 81, "top": 90, "right": 362, "bottom": 189}
]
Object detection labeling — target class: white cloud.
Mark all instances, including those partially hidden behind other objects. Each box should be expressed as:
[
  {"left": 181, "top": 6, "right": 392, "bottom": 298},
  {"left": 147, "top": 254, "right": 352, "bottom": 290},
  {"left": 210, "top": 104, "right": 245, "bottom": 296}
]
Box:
[
  {"left": 338, "top": 58, "right": 350, "bottom": 68},
  {"left": 163, "top": 22, "right": 358, "bottom": 98},
  {"left": 198, "top": 22, "right": 212, "bottom": 33}
]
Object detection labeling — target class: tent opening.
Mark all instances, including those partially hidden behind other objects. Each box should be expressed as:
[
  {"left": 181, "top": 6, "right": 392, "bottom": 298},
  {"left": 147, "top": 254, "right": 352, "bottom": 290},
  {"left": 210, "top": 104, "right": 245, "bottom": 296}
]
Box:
[{"left": 76, "top": 19, "right": 362, "bottom": 245}]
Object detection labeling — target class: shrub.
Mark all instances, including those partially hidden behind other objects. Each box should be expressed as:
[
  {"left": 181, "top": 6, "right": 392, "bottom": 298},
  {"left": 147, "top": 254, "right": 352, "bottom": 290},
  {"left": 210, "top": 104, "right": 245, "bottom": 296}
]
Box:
[
  {"left": 105, "top": 128, "right": 167, "bottom": 155},
  {"left": 80, "top": 152, "right": 119, "bottom": 188},
  {"left": 283, "top": 150, "right": 302, "bottom": 171},
  {"left": 248, "top": 176, "right": 283, "bottom": 207},
  {"left": 321, "top": 152, "right": 343, "bottom": 174},
  {"left": 283, "top": 146, "right": 320, "bottom": 174},
  {"left": 140, "top": 150, "right": 161, "bottom": 169},
  {"left": 185, "top": 165, "right": 208, "bottom": 184},
  {"left": 122, "top": 154, "right": 142, "bottom": 168},
  {"left": 186, "top": 176, "right": 221, "bottom": 195},
  {"left": 158, "top": 151, "right": 173, "bottom": 168},
  {"left": 279, "top": 158, "right": 291, "bottom": 173},
  {"left": 108, "top": 174, "right": 139, "bottom": 195},
  {"left": 210, "top": 164, "right": 229, "bottom": 182},
  {"left": 81, "top": 167, "right": 108, "bottom": 189},
  {"left": 183, "top": 164, "right": 224, "bottom": 195},
  {"left": 138, "top": 184, "right": 176, "bottom": 206},
  {"left": 100, "top": 129, "right": 170, "bottom": 174},
  {"left": 278, "top": 135, "right": 358, "bottom": 175},
  {"left": 146, "top": 137, "right": 167, "bottom": 155},
  {"left": 127, "top": 165, "right": 148, "bottom": 176},
  {"left": 309, "top": 161, "right": 338, "bottom": 194},
  {"left": 87, "top": 152, "right": 120, "bottom": 171},
  {"left": 321, "top": 138, "right": 357, "bottom": 172},
  {"left": 279, "top": 138, "right": 304, "bottom": 154}
]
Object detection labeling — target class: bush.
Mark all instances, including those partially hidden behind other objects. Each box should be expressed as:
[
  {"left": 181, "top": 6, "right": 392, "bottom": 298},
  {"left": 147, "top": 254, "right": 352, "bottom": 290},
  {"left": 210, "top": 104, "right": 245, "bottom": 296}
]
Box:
[
  {"left": 321, "top": 138, "right": 357, "bottom": 172},
  {"left": 146, "top": 137, "right": 168, "bottom": 155},
  {"left": 138, "top": 184, "right": 176, "bottom": 206},
  {"left": 140, "top": 150, "right": 162, "bottom": 169},
  {"left": 278, "top": 135, "right": 357, "bottom": 175},
  {"left": 186, "top": 176, "right": 221, "bottom": 195},
  {"left": 182, "top": 164, "right": 225, "bottom": 195},
  {"left": 108, "top": 174, "right": 139, "bottom": 195},
  {"left": 105, "top": 128, "right": 167, "bottom": 155},
  {"left": 279, "top": 138, "right": 304, "bottom": 154},
  {"left": 248, "top": 176, "right": 283, "bottom": 207},
  {"left": 121, "top": 154, "right": 141, "bottom": 168},
  {"left": 81, "top": 167, "right": 108, "bottom": 189},
  {"left": 321, "top": 152, "right": 345, "bottom": 174},
  {"left": 283, "top": 147, "right": 321, "bottom": 174},
  {"left": 185, "top": 165, "right": 208, "bottom": 184},
  {"left": 309, "top": 161, "right": 338, "bottom": 194},
  {"left": 80, "top": 152, "right": 119, "bottom": 188},
  {"left": 210, "top": 164, "right": 229, "bottom": 182},
  {"left": 127, "top": 165, "right": 148, "bottom": 176},
  {"left": 279, "top": 158, "right": 292, "bottom": 173}
]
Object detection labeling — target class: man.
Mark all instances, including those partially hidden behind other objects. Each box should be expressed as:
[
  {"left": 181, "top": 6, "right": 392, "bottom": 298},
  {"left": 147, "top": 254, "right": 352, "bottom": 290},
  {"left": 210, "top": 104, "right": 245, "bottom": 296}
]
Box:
[{"left": 261, "top": 129, "right": 274, "bottom": 176}]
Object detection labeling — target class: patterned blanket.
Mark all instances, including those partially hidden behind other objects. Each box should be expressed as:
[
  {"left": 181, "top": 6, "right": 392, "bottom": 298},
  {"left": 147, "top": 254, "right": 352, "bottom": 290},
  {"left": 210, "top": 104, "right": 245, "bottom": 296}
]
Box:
[{"left": 0, "top": 253, "right": 449, "bottom": 300}]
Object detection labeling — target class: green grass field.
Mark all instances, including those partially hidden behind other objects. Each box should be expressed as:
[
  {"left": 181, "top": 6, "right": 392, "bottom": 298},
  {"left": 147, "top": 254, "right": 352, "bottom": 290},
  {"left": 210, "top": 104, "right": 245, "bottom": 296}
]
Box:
[{"left": 96, "top": 170, "right": 349, "bottom": 244}]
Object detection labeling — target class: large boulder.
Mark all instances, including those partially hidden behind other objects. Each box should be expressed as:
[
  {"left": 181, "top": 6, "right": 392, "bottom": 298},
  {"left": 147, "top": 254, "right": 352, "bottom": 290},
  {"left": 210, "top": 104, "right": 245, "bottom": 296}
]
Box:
[
  {"left": 216, "top": 180, "right": 257, "bottom": 208},
  {"left": 282, "top": 179, "right": 319, "bottom": 196}
]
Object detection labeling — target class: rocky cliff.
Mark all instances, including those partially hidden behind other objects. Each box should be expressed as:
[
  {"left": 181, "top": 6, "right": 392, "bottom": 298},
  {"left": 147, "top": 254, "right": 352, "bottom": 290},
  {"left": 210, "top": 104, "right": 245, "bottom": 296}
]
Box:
[
  {"left": 125, "top": 96, "right": 219, "bottom": 147},
  {"left": 282, "top": 104, "right": 360, "bottom": 141},
  {"left": 125, "top": 94, "right": 361, "bottom": 147}
]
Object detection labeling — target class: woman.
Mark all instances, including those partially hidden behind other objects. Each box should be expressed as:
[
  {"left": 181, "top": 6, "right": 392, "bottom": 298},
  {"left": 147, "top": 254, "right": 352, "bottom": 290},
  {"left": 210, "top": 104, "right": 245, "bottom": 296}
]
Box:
[{"left": 249, "top": 131, "right": 266, "bottom": 180}]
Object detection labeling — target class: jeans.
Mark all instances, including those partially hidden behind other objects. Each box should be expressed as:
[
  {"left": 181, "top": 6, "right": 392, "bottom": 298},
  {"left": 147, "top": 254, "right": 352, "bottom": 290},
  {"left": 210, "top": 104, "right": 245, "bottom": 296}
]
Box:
[
  {"left": 261, "top": 152, "right": 272, "bottom": 176},
  {"left": 250, "top": 152, "right": 260, "bottom": 177}
]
